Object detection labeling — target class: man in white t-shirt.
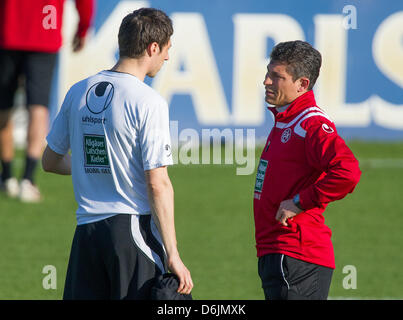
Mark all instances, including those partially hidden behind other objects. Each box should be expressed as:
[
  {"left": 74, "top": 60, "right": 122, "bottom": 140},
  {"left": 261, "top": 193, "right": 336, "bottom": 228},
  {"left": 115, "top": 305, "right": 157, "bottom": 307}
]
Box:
[{"left": 42, "top": 8, "right": 193, "bottom": 299}]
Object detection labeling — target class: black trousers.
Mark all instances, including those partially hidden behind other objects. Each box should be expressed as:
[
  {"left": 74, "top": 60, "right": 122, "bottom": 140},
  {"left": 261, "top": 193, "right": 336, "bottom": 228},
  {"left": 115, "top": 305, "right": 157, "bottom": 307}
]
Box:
[
  {"left": 258, "top": 253, "right": 333, "bottom": 300},
  {"left": 63, "top": 214, "right": 167, "bottom": 300}
]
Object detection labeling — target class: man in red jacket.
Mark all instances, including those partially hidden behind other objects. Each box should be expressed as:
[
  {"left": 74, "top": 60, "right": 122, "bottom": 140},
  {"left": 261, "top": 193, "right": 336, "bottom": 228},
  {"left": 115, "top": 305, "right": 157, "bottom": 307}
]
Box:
[
  {"left": 254, "top": 40, "right": 361, "bottom": 300},
  {"left": 0, "top": 0, "right": 94, "bottom": 202}
]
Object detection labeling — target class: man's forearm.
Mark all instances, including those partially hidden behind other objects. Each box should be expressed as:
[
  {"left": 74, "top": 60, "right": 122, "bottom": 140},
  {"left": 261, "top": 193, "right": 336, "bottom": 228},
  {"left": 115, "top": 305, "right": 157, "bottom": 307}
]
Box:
[
  {"left": 145, "top": 167, "right": 193, "bottom": 294},
  {"left": 146, "top": 179, "right": 179, "bottom": 259},
  {"left": 42, "top": 146, "right": 72, "bottom": 175},
  {"left": 52, "top": 154, "right": 72, "bottom": 175}
]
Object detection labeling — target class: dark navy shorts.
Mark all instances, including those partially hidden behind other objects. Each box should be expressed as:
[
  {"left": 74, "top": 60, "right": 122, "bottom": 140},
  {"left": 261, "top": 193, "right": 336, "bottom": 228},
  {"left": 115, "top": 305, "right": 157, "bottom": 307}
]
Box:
[
  {"left": 63, "top": 214, "right": 167, "bottom": 300},
  {"left": 0, "top": 49, "right": 57, "bottom": 110},
  {"left": 258, "top": 253, "right": 333, "bottom": 300}
]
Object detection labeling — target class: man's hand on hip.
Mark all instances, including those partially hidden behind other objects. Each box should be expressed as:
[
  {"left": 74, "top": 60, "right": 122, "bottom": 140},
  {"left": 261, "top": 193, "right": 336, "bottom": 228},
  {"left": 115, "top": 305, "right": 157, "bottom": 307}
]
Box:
[{"left": 275, "top": 199, "right": 303, "bottom": 226}]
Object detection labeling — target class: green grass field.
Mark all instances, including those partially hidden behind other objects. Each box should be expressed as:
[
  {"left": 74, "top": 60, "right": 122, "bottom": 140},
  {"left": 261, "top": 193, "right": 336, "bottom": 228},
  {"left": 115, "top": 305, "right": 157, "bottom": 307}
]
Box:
[{"left": 0, "top": 141, "right": 402, "bottom": 300}]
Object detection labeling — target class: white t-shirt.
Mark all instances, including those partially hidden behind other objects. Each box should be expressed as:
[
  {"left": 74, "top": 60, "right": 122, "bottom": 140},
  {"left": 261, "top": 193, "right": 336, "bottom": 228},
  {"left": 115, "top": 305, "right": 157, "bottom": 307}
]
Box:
[{"left": 47, "top": 70, "right": 173, "bottom": 225}]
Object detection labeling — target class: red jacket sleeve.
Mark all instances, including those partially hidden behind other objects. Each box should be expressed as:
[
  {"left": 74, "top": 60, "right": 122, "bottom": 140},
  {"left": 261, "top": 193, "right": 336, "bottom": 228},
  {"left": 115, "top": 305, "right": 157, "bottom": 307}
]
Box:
[
  {"left": 299, "top": 118, "right": 361, "bottom": 210},
  {"left": 75, "top": 0, "right": 95, "bottom": 38}
]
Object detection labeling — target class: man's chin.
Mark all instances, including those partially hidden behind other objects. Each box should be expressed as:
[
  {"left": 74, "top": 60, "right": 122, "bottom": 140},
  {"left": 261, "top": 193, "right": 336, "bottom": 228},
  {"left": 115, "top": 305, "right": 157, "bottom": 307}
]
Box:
[{"left": 265, "top": 98, "right": 277, "bottom": 106}]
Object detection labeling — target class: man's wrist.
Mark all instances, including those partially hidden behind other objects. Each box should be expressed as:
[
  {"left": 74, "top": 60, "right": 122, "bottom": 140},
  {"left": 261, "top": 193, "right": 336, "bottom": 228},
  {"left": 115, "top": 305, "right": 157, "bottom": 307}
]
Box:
[{"left": 293, "top": 194, "right": 304, "bottom": 211}]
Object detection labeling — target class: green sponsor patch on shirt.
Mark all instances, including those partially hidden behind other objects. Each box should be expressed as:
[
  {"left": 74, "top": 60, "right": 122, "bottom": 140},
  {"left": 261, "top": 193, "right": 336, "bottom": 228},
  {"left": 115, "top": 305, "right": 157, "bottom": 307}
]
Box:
[
  {"left": 254, "top": 159, "right": 268, "bottom": 193},
  {"left": 84, "top": 134, "right": 109, "bottom": 167}
]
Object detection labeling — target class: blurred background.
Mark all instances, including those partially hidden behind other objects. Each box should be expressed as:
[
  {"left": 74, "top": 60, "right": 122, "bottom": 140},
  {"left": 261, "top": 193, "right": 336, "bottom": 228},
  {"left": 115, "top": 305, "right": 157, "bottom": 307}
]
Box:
[{"left": 1, "top": 0, "right": 402, "bottom": 299}]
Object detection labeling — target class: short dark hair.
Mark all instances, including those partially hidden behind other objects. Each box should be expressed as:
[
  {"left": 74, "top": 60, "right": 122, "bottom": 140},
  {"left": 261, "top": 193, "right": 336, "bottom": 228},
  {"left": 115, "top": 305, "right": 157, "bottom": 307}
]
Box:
[
  {"left": 270, "top": 40, "right": 322, "bottom": 90},
  {"left": 118, "top": 8, "right": 173, "bottom": 59}
]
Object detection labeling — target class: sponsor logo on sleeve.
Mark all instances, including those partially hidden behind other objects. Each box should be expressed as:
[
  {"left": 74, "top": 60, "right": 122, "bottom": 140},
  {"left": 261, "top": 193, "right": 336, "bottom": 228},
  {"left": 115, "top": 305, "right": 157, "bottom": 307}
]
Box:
[
  {"left": 322, "top": 123, "right": 335, "bottom": 134},
  {"left": 165, "top": 144, "right": 172, "bottom": 157}
]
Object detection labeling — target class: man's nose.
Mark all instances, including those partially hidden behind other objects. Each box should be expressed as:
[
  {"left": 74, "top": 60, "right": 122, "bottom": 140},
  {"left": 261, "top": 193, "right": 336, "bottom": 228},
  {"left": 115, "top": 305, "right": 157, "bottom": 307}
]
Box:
[{"left": 263, "top": 74, "right": 272, "bottom": 86}]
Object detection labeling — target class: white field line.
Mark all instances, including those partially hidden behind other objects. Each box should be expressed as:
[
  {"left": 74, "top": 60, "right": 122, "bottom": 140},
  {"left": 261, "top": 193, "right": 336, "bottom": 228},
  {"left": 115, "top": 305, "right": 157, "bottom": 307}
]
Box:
[
  {"left": 358, "top": 158, "right": 403, "bottom": 168},
  {"left": 12, "top": 152, "right": 403, "bottom": 170}
]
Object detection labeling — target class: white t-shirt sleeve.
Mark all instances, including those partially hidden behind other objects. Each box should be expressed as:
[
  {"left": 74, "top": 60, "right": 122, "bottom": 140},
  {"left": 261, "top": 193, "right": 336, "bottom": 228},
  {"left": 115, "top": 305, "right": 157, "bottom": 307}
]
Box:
[
  {"left": 46, "top": 90, "right": 71, "bottom": 155},
  {"left": 139, "top": 99, "right": 173, "bottom": 171}
]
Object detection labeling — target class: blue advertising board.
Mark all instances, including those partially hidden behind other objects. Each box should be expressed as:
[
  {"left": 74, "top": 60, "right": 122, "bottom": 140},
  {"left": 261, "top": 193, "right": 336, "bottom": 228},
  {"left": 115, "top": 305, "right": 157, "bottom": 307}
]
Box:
[{"left": 55, "top": 0, "right": 403, "bottom": 141}]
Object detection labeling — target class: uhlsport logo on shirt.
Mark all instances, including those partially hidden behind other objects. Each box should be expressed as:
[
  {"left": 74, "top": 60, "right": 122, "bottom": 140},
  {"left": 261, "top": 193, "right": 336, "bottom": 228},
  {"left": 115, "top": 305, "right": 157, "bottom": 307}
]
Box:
[
  {"left": 86, "top": 81, "right": 114, "bottom": 114},
  {"left": 165, "top": 144, "right": 172, "bottom": 157}
]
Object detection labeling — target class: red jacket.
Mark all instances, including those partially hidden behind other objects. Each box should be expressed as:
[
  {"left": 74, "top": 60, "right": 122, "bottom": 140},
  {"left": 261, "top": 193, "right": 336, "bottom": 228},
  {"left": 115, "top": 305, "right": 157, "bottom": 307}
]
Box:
[
  {"left": 0, "top": 0, "right": 94, "bottom": 53},
  {"left": 253, "top": 90, "right": 361, "bottom": 269}
]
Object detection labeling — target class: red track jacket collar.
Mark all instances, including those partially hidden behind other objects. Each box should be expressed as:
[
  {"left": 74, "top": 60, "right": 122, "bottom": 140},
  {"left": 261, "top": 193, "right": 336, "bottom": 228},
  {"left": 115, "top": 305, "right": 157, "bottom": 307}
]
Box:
[{"left": 268, "top": 90, "right": 316, "bottom": 121}]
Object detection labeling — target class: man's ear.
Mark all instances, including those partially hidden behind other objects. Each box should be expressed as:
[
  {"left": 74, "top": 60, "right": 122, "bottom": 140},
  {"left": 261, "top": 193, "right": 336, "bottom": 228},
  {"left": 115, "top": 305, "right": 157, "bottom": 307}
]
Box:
[
  {"left": 146, "top": 42, "right": 160, "bottom": 57},
  {"left": 297, "top": 77, "right": 310, "bottom": 92}
]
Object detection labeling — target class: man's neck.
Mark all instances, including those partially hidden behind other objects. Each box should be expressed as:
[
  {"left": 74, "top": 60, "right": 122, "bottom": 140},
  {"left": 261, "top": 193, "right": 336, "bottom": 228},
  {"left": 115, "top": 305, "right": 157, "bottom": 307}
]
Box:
[
  {"left": 110, "top": 57, "right": 148, "bottom": 82},
  {"left": 274, "top": 90, "right": 309, "bottom": 113},
  {"left": 275, "top": 104, "right": 290, "bottom": 113}
]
